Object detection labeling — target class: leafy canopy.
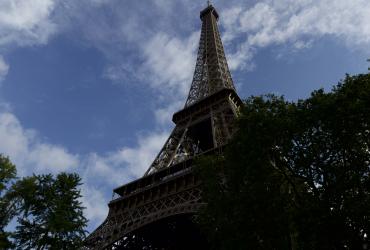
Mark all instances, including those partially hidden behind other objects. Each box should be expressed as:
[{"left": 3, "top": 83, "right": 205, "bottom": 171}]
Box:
[
  {"left": 0, "top": 155, "right": 88, "bottom": 250},
  {"left": 0, "top": 155, "right": 17, "bottom": 249},
  {"left": 199, "top": 73, "right": 370, "bottom": 249},
  {"left": 10, "top": 173, "right": 88, "bottom": 250}
]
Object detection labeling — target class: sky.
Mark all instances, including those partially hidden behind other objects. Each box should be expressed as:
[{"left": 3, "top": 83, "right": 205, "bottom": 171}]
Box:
[{"left": 0, "top": 0, "right": 369, "bottom": 232}]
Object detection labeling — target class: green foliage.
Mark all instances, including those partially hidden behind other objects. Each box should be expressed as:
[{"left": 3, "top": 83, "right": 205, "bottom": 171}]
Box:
[
  {"left": 10, "top": 173, "right": 88, "bottom": 249},
  {"left": 0, "top": 154, "right": 88, "bottom": 249},
  {"left": 0, "top": 155, "right": 16, "bottom": 194},
  {"left": 199, "top": 73, "right": 370, "bottom": 249},
  {"left": 0, "top": 155, "right": 17, "bottom": 249}
]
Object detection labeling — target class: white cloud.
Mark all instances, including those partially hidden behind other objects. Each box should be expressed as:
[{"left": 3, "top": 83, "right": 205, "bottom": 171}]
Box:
[
  {"left": 101, "top": 30, "right": 199, "bottom": 126},
  {"left": 0, "top": 109, "right": 169, "bottom": 228},
  {"left": 0, "top": 0, "right": 57, "bottom": 47},
  {"left": 141, "top": 31, "right": 199, "bottom": 100},
  {"left": 82, "top": 131, "right": 168, "bottom": 186},
  {"left": 0, "top": 113, "right": 29, "bottom": 166},
  {"left": 221, "top": 0, "right": 370, "bottom": 70},
  {"left": 154, "top": 100, "right": 183, "bottom": 126},
  {"left": 83, "top": 153, "right": 124, "bottom": 186},
  {"left": 81, "top": 185, "right": 109, "bottom": 230},
  {"left": 112, "top": 131, "right": 168, "bottom": 177},
  {"left": 103, "top": 63, "right": 138, "bottom": 83},
  {"left": 28, "top": 144, "right": 79, "bottom": 172},
  {"left": 0, "top": 112, "right": 78, "bottom": 175},
  {"left": 0, "top": 56, "right": 9, "bottom": 81}
]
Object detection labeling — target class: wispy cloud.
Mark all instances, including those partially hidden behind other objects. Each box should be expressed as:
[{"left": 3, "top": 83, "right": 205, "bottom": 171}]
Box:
[
  {"left": 0, "top": 0, "right": 57, "bottom": 47},
  {"left": 81, "top": 186, "right": 109, "bottom": 230},
  {"left": 141, "top": 32, "right": 199, "bottom": 99},
  {"left": 0, "top": 107, "right": 168, "bottom": 229},
  {"left": 0, "top": 56, "right": 9, "bottom": 81},
  {"left": 221, "top": 0, "right": 370, "bottom": 70},
  {"left": 82, "top": 131, "right": 168, "bottom": 189},
  {"left": 0, "top": 112, "right": 79, "bottom": 176}
]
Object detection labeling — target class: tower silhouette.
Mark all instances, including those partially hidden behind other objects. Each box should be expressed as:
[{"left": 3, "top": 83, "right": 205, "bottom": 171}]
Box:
[{"left": 85, "top": 3, "right": 242, "bottom": 249}]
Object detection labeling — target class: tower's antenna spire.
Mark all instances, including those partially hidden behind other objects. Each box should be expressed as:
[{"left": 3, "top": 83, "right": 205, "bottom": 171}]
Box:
[{"left": 207, "top": 0, "right": 211, "bottom": 7}]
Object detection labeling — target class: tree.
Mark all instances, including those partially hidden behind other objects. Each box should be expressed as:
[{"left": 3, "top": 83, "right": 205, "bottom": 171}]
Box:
[
  {"left": 10, "top": 173, "right": 88, "bottom": 249},
  {"left": 198, "top": 73, "right": 370, "bottom": 249},
  {"left": 0, "top": 155, "right": 17, "bottom": 249}
]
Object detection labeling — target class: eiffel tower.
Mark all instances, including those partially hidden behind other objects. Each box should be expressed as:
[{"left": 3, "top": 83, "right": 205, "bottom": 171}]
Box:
[{"left": 85, "top": 2, "right": 242, "bottom": 249}]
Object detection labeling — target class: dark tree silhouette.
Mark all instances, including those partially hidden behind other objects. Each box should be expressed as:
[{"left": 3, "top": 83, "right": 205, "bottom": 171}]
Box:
[
  {"left": 199, "top": 73, "right": 370, "bottom": 249},
  {"left": 9, "top": 173, "right": 88, "bottom": 249},
  {"left": 0, "top": 155, "right": 17, "bottom": 249}
]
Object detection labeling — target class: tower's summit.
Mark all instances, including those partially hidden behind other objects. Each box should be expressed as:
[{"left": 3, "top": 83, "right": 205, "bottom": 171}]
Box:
[
  {"left": 200, "top": 4, "right": 219, "bottom": 20},
  {"left": 185, "top": 3, "right": 235, "bottom": 107}
]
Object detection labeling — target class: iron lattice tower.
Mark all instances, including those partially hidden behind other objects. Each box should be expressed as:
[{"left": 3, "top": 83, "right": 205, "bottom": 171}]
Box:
[{"left": 85, "top": 4, "right": 242, "bottom": 249}]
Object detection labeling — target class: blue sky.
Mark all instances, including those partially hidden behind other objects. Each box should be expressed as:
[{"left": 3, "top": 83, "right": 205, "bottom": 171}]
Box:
[{"left": 0, "top": 0, "right": 369, "bottom": 232}]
